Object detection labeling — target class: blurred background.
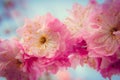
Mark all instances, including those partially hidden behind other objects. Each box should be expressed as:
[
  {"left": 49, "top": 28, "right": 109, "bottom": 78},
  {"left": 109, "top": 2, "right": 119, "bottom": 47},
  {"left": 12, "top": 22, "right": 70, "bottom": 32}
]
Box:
[{"left": 0, "top": 0, "right": 120, "bottom": 80}]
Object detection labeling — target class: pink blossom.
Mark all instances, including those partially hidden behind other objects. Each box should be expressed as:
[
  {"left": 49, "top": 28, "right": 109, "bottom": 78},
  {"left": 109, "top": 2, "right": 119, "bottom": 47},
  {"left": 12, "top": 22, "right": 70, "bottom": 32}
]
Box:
[
  {"left": 17, "top": 13, "right": 72, "bottom": 58},
  {"left": 65, "top": 3, "right": 94, "bottom": 38},
  {"left": 69, "top": 40, "right": 88, "bottom": 68},
  {"left": 0, "top": 39, "right": 29, "bottom": 80},
  {"left": 99, "top": 57, "right": 120, "bottom": 79},
  {"left": 22, "top": 54, "right": 71, "bottom": 80},
  {"left": 17, "top": 13, "right": 73, "bottom": 80},
  {"left": 72, "top": 40, "right": 88, "bottom": 56},
  {"left": 84, "top": 0, "right": 120, "bottom": 57},
  {"left": 87, "top": 57, "right": 101, "bottom": 70},
  {"left": 64, "top": 3, "right": 92, "bottom": 68},
  {"left": 90, "top": 48, "right": 120, "bottom": 79},
  {"left": 69, "top": 49, "right": 101, "bottom": 70}
]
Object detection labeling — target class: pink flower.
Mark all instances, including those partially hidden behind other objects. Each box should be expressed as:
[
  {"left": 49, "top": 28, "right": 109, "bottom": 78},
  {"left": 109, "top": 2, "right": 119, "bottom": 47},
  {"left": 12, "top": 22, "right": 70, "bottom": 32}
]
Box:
[
  {"left": 17, "top": 13, "right": 72, "bottom": 58},
  {"left": 64, "top": 3, "right": 92, "bottom": 67},
  {"left": 22, "top": 54, "right": 71, "bottom": 80},
  {"left": 65, "top": 3, "right": 94, "bottom": 38},
  {"left": 73, "top": 40, "right": 88, "bottom": 56},
  {"left": 0, "top": 39, "right": 29, "bottom": 80},
  {"left": 85, "top": 0, "right": 120, "bottom": 57},
  {"left": 99, "top": 57, "right": 120, "bottom": 79},
  {"left": 91, "top": 48, "right": 120, "bottom": 79},
  {"left": 69, "top": 40, "right": 88, "bottom": 68},
  {"left": 87, "top": 57, "right": 101, "bottom": 70},
  {"left": 17, "top": 13, "right": 73, "bottom": 80}
]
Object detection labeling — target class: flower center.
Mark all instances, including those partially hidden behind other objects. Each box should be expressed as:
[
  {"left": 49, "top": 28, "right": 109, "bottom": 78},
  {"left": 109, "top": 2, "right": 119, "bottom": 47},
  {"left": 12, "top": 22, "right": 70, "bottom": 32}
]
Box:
[
  {"left": 16, "top": 59, "right": 22, "bottom": 67},
  {"left": 39, "top": 36, "right": 47, "bottom": 44},
  {"left": 110, "top": 27, "right": 118, "bottom": 36}
]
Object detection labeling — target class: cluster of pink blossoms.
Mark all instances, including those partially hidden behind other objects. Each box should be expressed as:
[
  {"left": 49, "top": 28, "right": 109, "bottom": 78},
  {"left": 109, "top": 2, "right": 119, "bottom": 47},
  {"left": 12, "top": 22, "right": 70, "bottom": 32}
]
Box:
[{"left": 0, "top": 0, "right": 120, "bottom": 80}]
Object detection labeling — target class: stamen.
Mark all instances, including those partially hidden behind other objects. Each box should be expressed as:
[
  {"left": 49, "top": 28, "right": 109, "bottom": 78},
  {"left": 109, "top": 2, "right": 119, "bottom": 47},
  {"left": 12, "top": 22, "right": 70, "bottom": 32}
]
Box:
[
  {"left": 40, "top": 36, "right": 46, "bottom": 44},
  {"left": 110, "top": 27, "right": 118, "bottom": 36}
]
